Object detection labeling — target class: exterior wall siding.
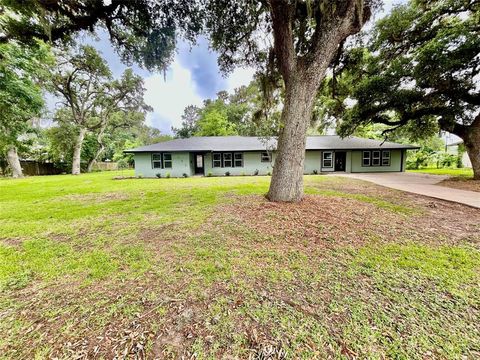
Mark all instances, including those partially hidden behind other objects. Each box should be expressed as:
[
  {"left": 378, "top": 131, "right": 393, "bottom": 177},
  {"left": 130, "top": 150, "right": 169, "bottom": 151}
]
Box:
[
  {"left": 204, "top": 151, "right": 274, "bottom": 176},
  {"left": 134, "top": 149, "right": 406, "bottom": 177},
  {"left": 350, "top": 149, "right": 403, "bottom": 172},
  {"left": 304, "top": 151, "right": 322, "bottom": 174},
  {"left": 134, "top": 152, "right": 192, "bottom": 177}
]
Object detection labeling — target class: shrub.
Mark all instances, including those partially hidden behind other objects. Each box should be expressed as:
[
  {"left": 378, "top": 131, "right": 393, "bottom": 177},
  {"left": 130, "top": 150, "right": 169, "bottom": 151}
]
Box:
[
  {"left": 438, "top": 153, "right": 457, "bottom": 168},
  {"left": 207, "top": 171, "right": 213, "bottom": 177},
  {"left": 182, "top": 173, "right": 188, "bottom": 178},
  {"left": 253, "top": 169, "right": 259, "bottom": 176},
  {"left": 137, "top": 174, "right": 143, "bottom": 179},
  {"left": 406, "top": 151, "right": 430, "bottom": 170},
  {"left": 165, "top": 172, "right": 171, "bottom": 178},
  {"left": 155, "top": 173, "right": 161, "bottom": 178},
  {"left": 313, "top": 170, "right": 318, "bottom": 175},
  {"left": 225, "top": 171, "right": 230, "bottom": 176},
  {"left": 241, "top": 171, "right": 246, "bottom": 176},
  {"left": 267, "top": 171, "right": 271, "bottom": 176}
]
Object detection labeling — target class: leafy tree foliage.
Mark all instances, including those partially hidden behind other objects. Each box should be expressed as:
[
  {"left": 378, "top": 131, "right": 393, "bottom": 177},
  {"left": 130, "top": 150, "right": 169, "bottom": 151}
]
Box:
[
  {"left": 195, "top": 109, "right": 236, "bottom": 136},
  {"left": 0, "top": 40, "right": 53, "bottom": 177},
  {"left": 51, "top": 45, "right": 151, "bottom": 174},
  {"left": 173, "top": 79, "right": 282, "bottom": 138},
  {"left": 172, "top": 105, "right": 201, "bottom": 138},
  {"left": 0, "top": 0, "right": 203, "bottom": 72},
  {"left": 321, "top": 0, "right": 480, "bottom": 179}
]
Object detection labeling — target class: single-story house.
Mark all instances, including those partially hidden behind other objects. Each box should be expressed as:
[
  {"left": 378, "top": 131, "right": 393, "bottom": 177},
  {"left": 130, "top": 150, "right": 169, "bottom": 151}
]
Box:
[{"left": 124, "top": 136, "right": 419, "bottom": 177}]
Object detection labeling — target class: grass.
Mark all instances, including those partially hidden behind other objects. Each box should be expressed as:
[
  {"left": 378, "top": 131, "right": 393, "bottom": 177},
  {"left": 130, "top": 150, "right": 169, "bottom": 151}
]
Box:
[
  {"left": 408, "top": 167, "right": 474, "bottom": 178},
  {"left": 0, "top": 171, "right": 479, "bottom": 359}
]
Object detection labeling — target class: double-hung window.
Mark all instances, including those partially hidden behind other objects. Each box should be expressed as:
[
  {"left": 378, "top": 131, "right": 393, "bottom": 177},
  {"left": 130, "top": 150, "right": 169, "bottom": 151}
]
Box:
[
  {"left": 372, "top": 151, "right": 381, "bottom": 166},
  {"left": 234, "top": 153, "right": 243, "bottom": 167},
  {"left": 323, "top": 152, "right": 333, "bottom": 168},
  {"left": 362, "top": 151, "right": 371, "bottom": 166},
  {"left": 152, "top": 153, "right": 162, "bottom": 169},
  {"left": 382, "top": 151, "right": 391, "bottom": 166},
  {"left": 261, "top": 152, "right": 271, "bottom": 163},
  {"left": 223, "top": 153, "right": 233, "bottom": 167},
  {"left": 163, "top": 153, "right": 172, "bottom": 168},
  {"left": 212, "top": 153, "right": 222, "bottom": 168}
]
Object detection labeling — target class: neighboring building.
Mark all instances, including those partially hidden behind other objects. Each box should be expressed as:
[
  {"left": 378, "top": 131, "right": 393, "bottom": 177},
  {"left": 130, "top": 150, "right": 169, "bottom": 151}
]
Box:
[
  {"left": 124, "top": 136, "right": 418, "bottom": 177},
  {"left": 446, "top": 140, "right": 472, "bottom": 168}
]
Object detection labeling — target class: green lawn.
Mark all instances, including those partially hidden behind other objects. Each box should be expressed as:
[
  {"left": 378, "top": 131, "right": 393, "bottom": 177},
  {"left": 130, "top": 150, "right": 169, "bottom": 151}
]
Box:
[
  {"left": 408, "top": 167, "right": 474, "bottom": 178},
  {"left": 1, "top": 172, "right": 479, "bottom": 359}
]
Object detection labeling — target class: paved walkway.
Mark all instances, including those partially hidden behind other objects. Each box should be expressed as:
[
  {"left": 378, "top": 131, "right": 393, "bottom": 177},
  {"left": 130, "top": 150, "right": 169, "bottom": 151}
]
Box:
[{"left": 332, "top": 172, "right": 480, "bottom": 209}]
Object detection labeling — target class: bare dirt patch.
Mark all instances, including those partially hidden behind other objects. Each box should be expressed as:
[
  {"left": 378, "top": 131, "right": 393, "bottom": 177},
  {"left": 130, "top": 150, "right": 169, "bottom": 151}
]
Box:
[
  {"left": 57, "top": 192, "right": 131, "bottom": 203},
  {"left": 439, "top": 178, "right": 480, "bottom": 193}
]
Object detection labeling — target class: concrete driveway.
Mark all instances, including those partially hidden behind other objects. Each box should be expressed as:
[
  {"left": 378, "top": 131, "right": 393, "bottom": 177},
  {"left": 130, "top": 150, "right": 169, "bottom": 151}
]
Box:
[{"left": 333, "top": 172, "right": 480, "bottom": 209}]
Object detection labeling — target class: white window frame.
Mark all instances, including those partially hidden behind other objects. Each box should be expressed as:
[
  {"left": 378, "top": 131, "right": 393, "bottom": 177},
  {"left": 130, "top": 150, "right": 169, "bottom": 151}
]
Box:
[
  {"left": 212, "top": 153, "right": 222, "bottom": 168},
  {"left": 163, "top": 153, "right": 172, "bottom": 169},
  {"left": 362, "top": 151, "right": 371, "bottom": 167},
  {"left": 382, "top": 150, "right": 391, "bottom": 166},
  {"left": 152, "top": 153, "right": 162, "bottom": 169},
  {"left": 234, "top": 153, "right": 243, "bottom": 167},
  {"left": 372, "top": 150, "right": 381, "bottom": 166},
  {"left": 223, "top": 153, "right": 233, "bottom": 168},
  {"left": 261, "top": 151, "right": 271, "bottom": 163},
  {"left": 322, "top": 151, "right": 333, "bottom": 168}
]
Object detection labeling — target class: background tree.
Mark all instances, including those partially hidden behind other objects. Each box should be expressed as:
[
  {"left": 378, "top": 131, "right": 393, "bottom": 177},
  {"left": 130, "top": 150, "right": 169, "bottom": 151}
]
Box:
[
  {"left": 0, "top": 40, "right": 52, "bottom": 177},
  {"left": 52, "top": 45, "right": 150, "bottom": 174},
  {"left": 195, "top": 109, "right": 237, "bottom": 136},
  {"left": 173, "top": 79, "right": 282, "bottom": 138},
  {"left": 205, "top": 0, "right": 377, "bottom": 201},
  {"left": 322, "top": 0, "right": 480, "bottom": 179},
  {"left": 84, "top": 70, "right": 152, "bottom": 172},
  {"left": 172, "top": 105, "right": 201, "bottom": 138}
]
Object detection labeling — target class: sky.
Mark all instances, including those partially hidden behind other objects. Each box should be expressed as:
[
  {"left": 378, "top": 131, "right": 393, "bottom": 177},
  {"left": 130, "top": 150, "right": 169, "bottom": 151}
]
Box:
[{"left": 74, "top": 0, "right": 404, "bottom": 135}]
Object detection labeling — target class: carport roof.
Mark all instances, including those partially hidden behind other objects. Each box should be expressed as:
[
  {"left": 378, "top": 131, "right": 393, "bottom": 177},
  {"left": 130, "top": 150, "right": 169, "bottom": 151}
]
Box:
[{"left": 124, "top": 136, "right": 419, "bottom": 153}]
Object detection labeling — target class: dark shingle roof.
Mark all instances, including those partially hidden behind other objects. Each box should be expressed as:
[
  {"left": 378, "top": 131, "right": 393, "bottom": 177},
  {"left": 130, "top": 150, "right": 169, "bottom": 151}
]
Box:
[{"left": 124, "top": 136, "right": 419, "bottom": 153}]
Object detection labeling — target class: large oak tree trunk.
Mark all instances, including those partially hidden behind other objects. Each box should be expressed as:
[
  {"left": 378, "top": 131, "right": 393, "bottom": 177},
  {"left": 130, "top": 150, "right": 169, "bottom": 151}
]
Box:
[
  {"left": 6, "top": 146, "right": 23, "bottom": 178},
  {"left": 72, "top": 127, "right": 86, "bottom": 175},
  {"left": 463, "top": 125, "right": 480, "bottom": 180},
  {"left": 265, "top": 0, "right": 370, "bottom": 202},
  {"left": 267, "top": 77, "right": 317, "bottom": 202}
]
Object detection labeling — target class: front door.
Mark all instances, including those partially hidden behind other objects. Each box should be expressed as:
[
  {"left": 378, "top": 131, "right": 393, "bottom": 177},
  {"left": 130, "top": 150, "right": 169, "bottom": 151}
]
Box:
[
  {"left": 335, "top": 151, "right": 346, "bottom": 171},
  {"left": 194, "top": 153, "right": 204, "bottom": 175}
]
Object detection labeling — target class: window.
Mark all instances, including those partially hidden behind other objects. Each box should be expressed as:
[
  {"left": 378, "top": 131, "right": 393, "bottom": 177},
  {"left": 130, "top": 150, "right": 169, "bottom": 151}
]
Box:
[
  {"left": 382, "top": 151, "right": 391, "bottom": 166},
  {"left": 163, "top": 153, "right": 172, "bottom": 168},
  {"left": 363, "top": 150, "right": 391, "bottom": 167},
  {"left": 223, "top": 153, "right": 233, "bottom": 167},
  {"left": 261, "top": 152, "right": 271, "bottom": 163},
  {"left": 234, "top": 153, "right": 243, "bottom": 167},
  {"left": 152, "top": 153, "right": 162, "bottom": 169},
  {"left": 213, "top": 153, "right": 222, "bottom": 168},
  {"left": 323, "top": 151, "right": 333, "bottom": 168},
  {"left": 372, "top": 151, "right": 381, "bottom": 166},
  {"left": 362, "top": 151, "right": 371, "bottom": 166}
]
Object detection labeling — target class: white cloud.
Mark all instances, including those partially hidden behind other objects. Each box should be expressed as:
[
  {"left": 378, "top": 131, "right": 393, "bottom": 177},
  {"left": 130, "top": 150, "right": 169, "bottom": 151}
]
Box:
[
  {"left": 226, "top": 67, "right": 256, "bottom": 93},
  {"left": 143, "top": 59, "right": 255, "bottom": 133},
  {"left": 143, "top": 59, "right": 204, "bottom": 131}
]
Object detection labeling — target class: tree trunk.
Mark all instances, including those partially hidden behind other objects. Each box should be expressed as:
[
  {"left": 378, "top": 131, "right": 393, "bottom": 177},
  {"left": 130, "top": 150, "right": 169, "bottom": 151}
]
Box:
[
  {"left": 267, "top": 77, "right": 317, "bottom": 202},
  {"left": 72, "top": 127, "right": 86, "bottom": 175},
  {"left": 6, "top": 146, "right": 23, "bottom": 178},
  {"left": 86, "top": 140, "right": 105, "bottom": 173},
  {"left": 464, "top": 126, "right": 480, "bottom": 180}
]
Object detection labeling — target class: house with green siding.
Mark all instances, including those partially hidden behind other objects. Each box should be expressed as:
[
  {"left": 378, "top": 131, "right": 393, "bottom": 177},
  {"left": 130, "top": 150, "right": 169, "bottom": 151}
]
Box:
[{"left": 125, "top": 136, "right": 418, "bottom": 177}]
